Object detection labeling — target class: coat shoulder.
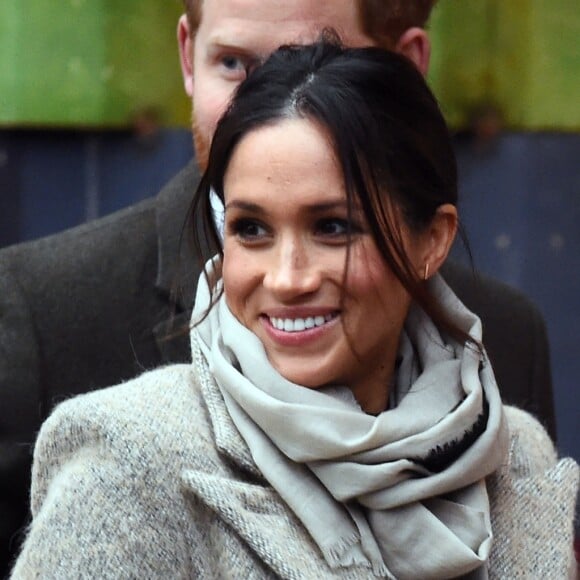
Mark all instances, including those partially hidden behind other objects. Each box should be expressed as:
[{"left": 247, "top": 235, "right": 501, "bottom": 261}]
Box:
[
  {"left": 12, "top": 364, "right": 220, "bottom": 579},
  {"left": 488, "top": 406, "right": 579, "bottom": 578},
  {"left": 36, "top": 364, "right": 207, "bottom": 468},
  {"left": 0, "top": 195, "right": 158, "bottom": 288},
  {"left": 502, "top": 405, "right": 558, "bottom": 471},
  {"left": 31, "top": 364, "right": 210, "bottom": 505}
]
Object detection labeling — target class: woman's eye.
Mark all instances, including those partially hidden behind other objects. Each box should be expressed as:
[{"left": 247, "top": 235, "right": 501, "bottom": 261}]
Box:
[
  {"left": 229, "top": 219, "right": 269, "bottom": 241},
  {"left": 316, "top": 218, "right": 359, "bottom": 237}
]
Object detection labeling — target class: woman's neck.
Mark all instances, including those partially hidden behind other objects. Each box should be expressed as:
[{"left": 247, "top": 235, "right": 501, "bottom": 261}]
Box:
[{"left": 348, "top": 351, "right": 397, "bottom": 415}]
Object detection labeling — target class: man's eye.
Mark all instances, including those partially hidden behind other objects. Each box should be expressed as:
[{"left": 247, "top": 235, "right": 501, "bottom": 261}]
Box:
[
  {"left": 221, "top": 55, "right": 245, "bottom": 72},
  {"left": 219, "top": 54, "right": 258, "bottom": 80}
]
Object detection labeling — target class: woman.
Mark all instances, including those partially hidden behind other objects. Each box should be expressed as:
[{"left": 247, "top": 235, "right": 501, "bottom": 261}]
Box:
[{"left": 12, "top": 40, "right": 578, "bottom": 579}]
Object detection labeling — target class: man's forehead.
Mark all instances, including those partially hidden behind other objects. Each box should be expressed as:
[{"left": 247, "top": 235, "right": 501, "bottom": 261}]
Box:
[
  {"left": 198, "top": 0, "right": 369, "bottom": 44},
  {"left": 200, "top": 0, "right": 356, "bottom": 19}
]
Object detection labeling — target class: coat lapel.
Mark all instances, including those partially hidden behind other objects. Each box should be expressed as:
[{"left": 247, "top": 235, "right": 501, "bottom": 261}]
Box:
[
  {"left": 152, "top": 312, "right": 191, "bottom": 364},
  {"left": 181, "top": 470, "right": 330, "bottom": 579},
  {"left": 152, "top": 161, "right": 205, "bottom": 363},
  {"left": 154, "top": 160, "right": 221, "bottom": 310},
  {"left": 154, "top": 161, "right": 201, "bottom": 310}
]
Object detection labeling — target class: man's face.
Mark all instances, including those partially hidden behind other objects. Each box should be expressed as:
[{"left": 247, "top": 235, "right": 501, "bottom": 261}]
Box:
[{"left": 179, "top": 0, "right": 376, "bottom": 170}]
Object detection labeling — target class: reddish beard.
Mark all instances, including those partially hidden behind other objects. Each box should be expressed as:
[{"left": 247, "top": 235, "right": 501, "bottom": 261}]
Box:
[{"left": 192, "top": 116, "right": 210, "bottom": 173}]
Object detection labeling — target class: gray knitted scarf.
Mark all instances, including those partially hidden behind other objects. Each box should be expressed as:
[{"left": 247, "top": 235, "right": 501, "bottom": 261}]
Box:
[{"left": 192, "top": 267, "right": 509, "bottom": 579}]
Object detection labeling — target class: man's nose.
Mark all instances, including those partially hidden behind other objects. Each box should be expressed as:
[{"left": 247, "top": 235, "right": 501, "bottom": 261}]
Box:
[{"left": 263, "top": 237, "right": 321, "bottom": 300}]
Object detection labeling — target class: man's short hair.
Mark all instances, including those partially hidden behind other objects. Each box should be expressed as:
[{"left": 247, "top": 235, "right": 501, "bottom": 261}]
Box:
[{"left": 181, "top": 0, "right": 437, "bottom": 48}]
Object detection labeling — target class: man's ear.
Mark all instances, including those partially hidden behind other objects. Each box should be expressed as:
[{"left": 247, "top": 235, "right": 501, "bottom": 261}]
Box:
[
  {"left": 421, "top": 204, "right": 457, "bottom": 277},
  {"left": 395, "top": 27, "right": 431, "bottom": 77},
  {"left": 178, "top": 14, "right": 194, "bottom": 98}
]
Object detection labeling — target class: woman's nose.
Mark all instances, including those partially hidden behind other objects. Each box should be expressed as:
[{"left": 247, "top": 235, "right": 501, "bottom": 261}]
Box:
[{"left": 263, "top": 237, "right": 321, "bottom": 300}]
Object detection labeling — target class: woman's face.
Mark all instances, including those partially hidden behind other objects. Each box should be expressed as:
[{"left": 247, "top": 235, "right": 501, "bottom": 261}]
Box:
[{"left": 222, "top": 118, "right": 426, "bottom": 412}]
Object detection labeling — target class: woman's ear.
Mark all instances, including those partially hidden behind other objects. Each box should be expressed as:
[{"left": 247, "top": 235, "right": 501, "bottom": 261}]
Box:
[
  {"left": 421, "top": 204, "right": 458, "bottom": 278},
  {"left": 178, "top": 14, "right": 194, "bottom": 98},
  {"left": 394, "top": 27, "right": 431, "bottom": 77}
]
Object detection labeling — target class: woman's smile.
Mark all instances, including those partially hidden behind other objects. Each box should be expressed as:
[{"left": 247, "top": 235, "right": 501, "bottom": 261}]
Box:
[
  {"left": 266, "top": 312, "right": 339, "bottom": 333},
  {"left": 260, "top": 311, "right": 340, "bottom": 346}
]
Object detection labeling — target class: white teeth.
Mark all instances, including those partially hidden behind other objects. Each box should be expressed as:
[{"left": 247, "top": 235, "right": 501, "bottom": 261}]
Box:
[{"left": 270, "top": 314, "right": 336, "bottom": 332}]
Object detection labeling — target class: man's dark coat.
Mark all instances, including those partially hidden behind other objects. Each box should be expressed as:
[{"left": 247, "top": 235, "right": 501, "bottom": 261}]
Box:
[{"left": 0, "top": 163, "right": 555, "bottom": 573}]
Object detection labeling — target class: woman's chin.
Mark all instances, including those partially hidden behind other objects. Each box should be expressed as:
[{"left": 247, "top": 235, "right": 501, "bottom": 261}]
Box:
[{"left": 268, "top": 359, "right": 328, "bottom": 390}]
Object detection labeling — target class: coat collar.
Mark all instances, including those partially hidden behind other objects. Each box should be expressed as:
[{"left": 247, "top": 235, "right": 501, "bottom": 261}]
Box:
[
  {"left": 152, "top": 162, "right": 203, "bottom": 362},
  {"left": 181, "top": 470, "right": 334, "bottom": 579},
  {"left": 154, "top": 161, "right": 201, "bottom": 311},
  {"left": 191, "top": 338, "right": 260, "bottom": 476}
]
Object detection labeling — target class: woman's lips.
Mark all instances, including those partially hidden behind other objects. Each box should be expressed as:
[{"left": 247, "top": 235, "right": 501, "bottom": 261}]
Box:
[
  {"left": 269, "top": 312, "right": 337, "bottom": 332},
  {"left": 260, "top": 311, "right": 340, "bottom": 346}
]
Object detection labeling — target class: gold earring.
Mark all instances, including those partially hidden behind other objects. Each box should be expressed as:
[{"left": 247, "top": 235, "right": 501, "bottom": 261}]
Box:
[{"left": 423, "top": 263, "right": 430, "bottom": 280}]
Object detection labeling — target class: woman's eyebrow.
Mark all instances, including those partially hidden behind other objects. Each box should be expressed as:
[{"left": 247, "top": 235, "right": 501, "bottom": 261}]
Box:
[
  {"left": 225, "top": 199, "right": 349, "bottom": 213},
  {"left": 225, "top": 200, "right": 265, "bottom": 213},
  {"left": 308, "top": 200, "right": 349, "bottom": 213}
]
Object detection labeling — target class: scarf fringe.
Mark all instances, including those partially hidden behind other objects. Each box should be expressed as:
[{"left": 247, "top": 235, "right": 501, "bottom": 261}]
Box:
[
  {"left": 374, "top": 563, "right": 397, "bottom": 579},
  {"left": 322, "top": 535, "right": 396, "bottom": 579},
  {"left": 321, "top": 532, "right": 361, "bottom": 568}
]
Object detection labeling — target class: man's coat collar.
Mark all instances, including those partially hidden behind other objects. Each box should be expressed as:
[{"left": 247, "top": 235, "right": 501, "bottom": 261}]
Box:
[{"left": 154, "top": 160, "right": 201, "bottom": 310}]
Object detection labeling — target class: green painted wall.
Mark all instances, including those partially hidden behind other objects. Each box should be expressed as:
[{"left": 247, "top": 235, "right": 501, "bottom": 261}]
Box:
[
  {"left": 1, "top": 0, "right": 578, "bottom": 129},
  {"left": 0, "top": 0, "right": 190, "bottom": 127},
  {"left": 429, "top": 0, "right": 580, "bottom": 130}
]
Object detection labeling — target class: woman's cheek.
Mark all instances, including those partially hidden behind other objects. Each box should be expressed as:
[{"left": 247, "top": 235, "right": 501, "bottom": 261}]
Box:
[{"left": 222, "top": 247, "right": 255, "bottom": 320}]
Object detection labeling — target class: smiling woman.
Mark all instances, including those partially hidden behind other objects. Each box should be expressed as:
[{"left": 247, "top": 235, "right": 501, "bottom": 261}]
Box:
[
  {"left": 11, "top": 39, "right": 578, "bottom": 580},
  {"left": 222, "top": 119, "right": 418, "bottom": 413}
]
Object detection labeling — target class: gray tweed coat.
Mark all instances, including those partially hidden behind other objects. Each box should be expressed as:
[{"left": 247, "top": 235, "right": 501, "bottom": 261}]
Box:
[{"left": 11, "top": 358, "right": 578, "bottom": 579}]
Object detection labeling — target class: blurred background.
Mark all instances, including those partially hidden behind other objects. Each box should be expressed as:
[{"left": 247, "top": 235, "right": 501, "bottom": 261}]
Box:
[{"left": 0, "top": 0, "right": 578, "bottom": 467}]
